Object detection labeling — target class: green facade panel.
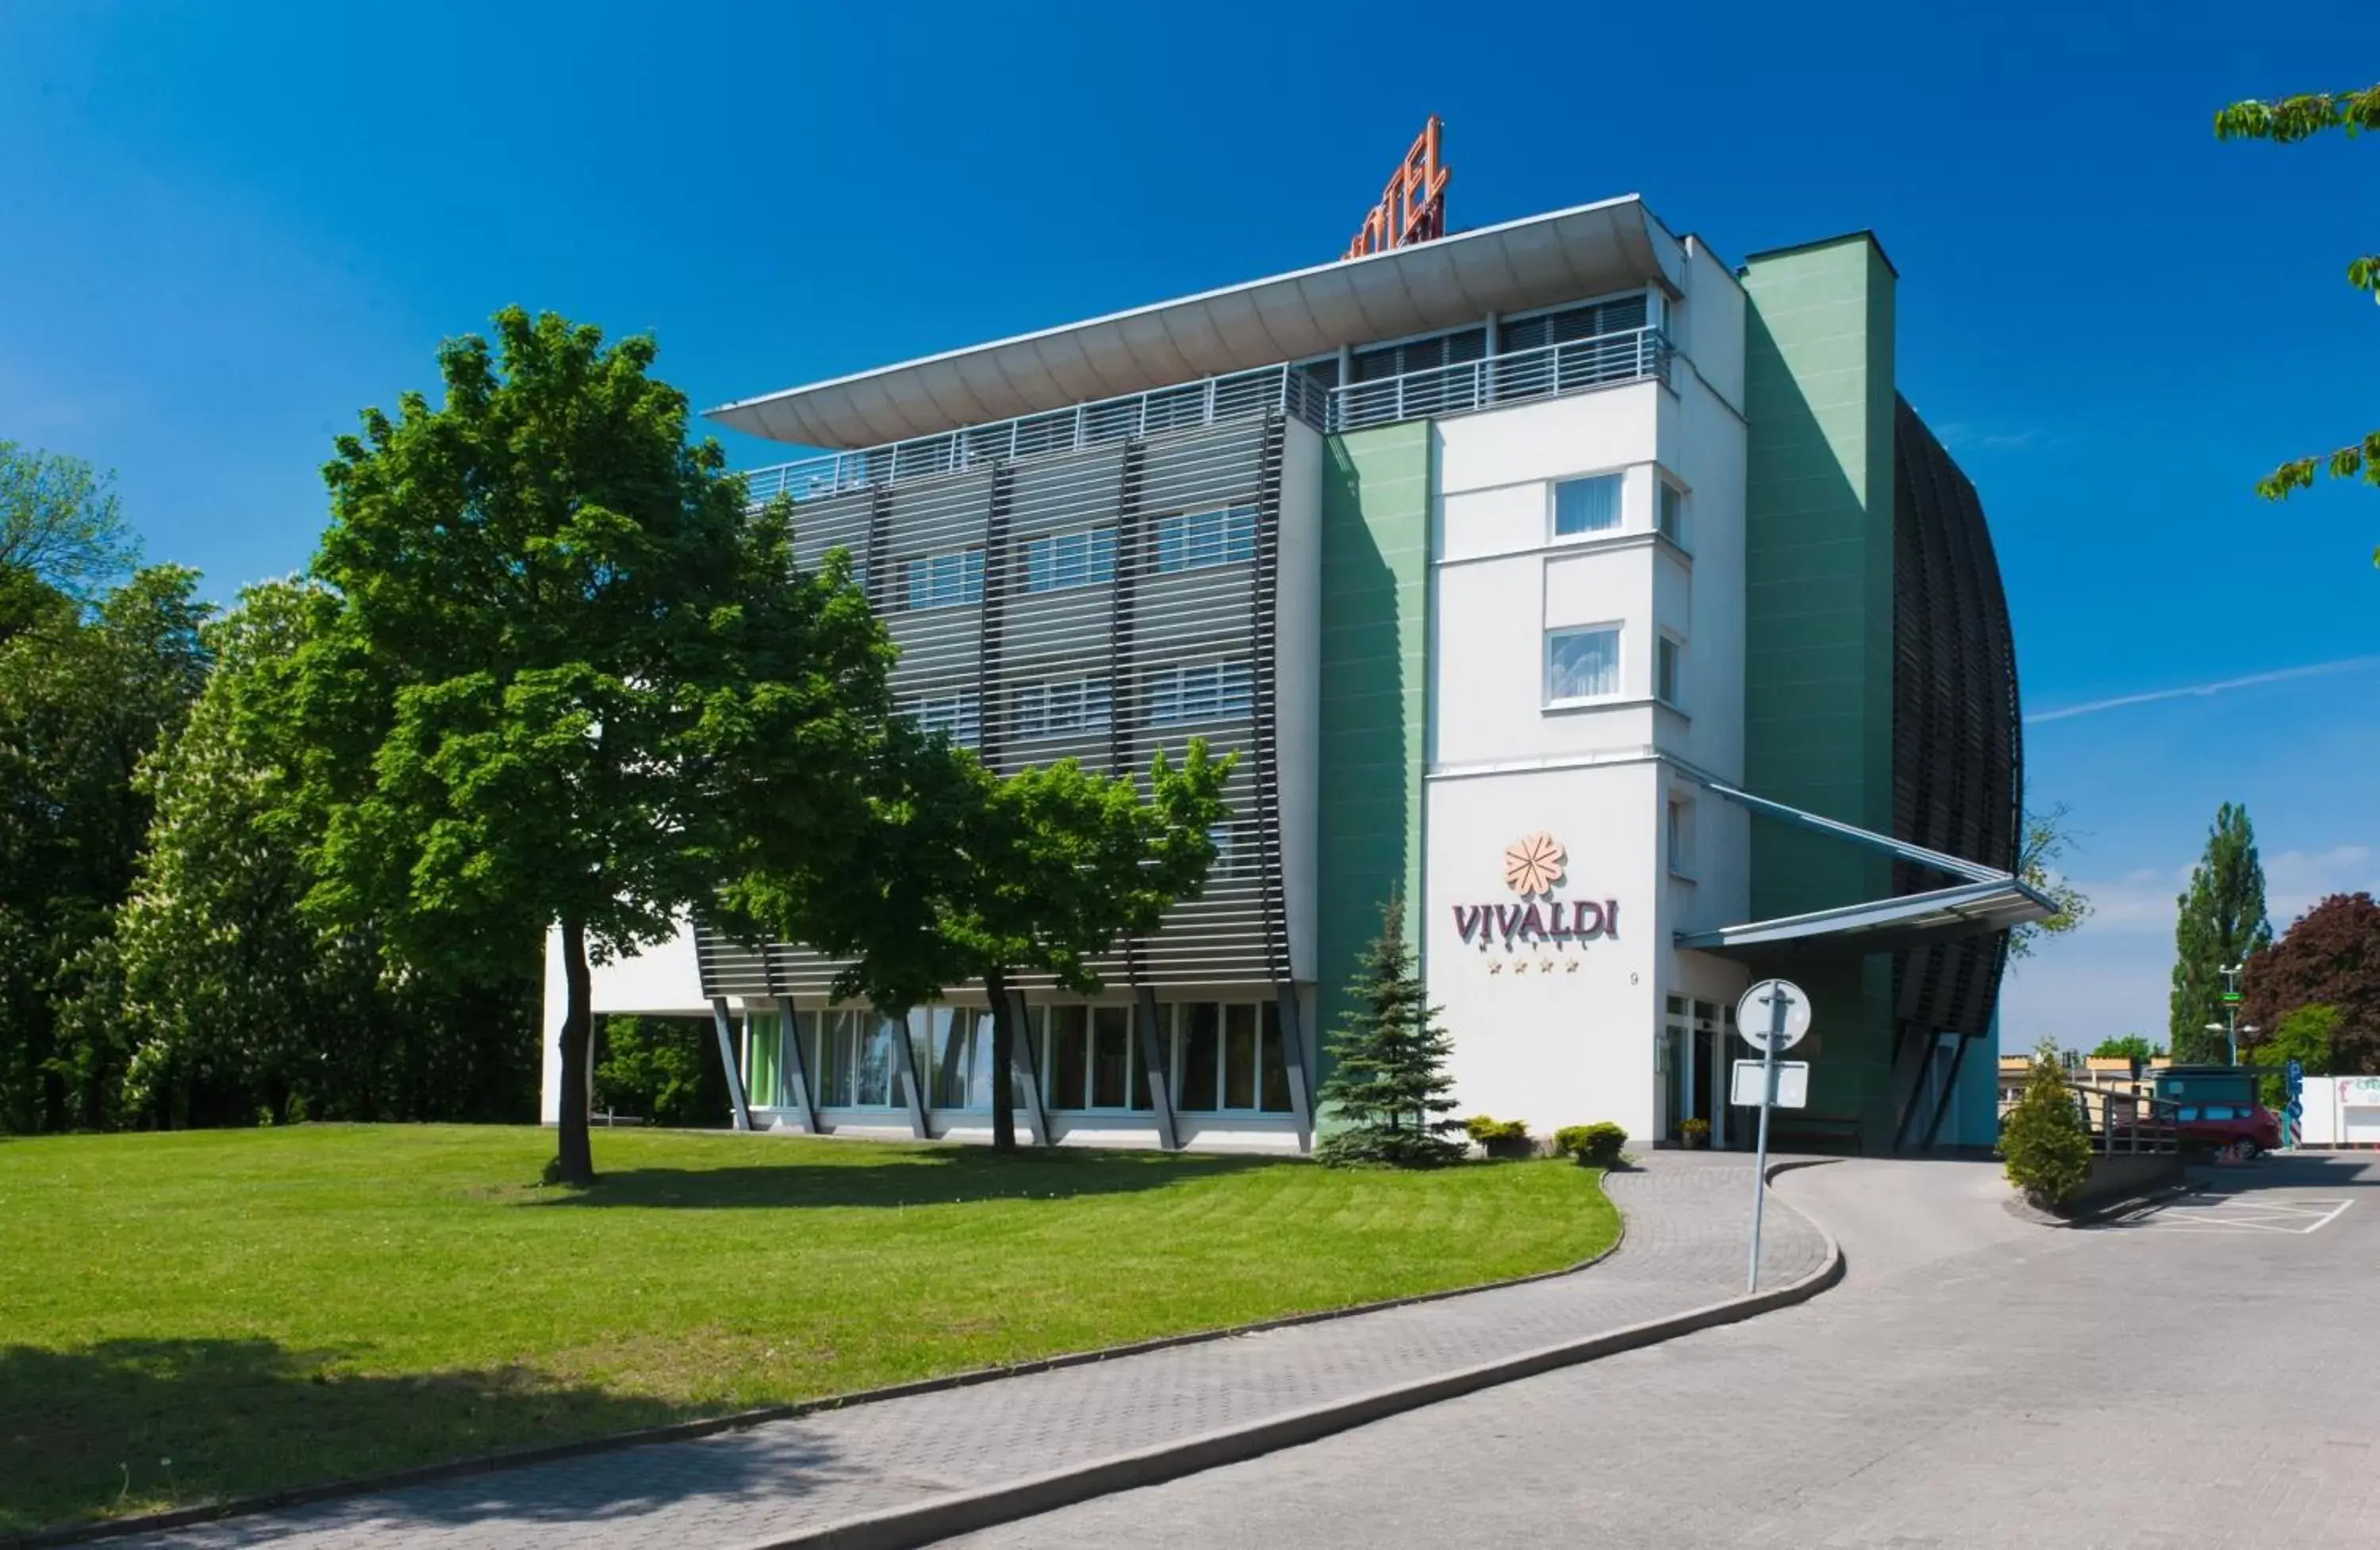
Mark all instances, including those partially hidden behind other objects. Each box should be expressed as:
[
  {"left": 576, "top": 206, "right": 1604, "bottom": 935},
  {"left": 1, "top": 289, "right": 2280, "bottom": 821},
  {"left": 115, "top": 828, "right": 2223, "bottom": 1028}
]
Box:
[
  {"left": 1741, "top": 233, "right": 1901, "bottom": 1144},
  {"left": 1313, "top": 421, "right": 1432, "bottom": 1079}
]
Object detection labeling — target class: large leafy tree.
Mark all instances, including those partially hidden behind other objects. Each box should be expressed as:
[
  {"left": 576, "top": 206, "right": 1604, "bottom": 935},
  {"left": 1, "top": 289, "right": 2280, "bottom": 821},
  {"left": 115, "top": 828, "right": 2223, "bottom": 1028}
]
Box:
[
  {"left": 279, "top": 308, "right": 889, "bottom": 1184},
  {"left": 2169, "top": 802, "right": 2272, "bottom": 1064},
  {"left": 57, "top": 581, "right": 538, "bottom": 1130},
  {"left": 1313, "top": 892, "right": 1464, "bottom": 1168},
  {"left": 722, "top": 728, "right": 1232, "bottom": 1153},
  {"left": 0, "top": 442, "right": 137, "bottom": 635},
  {"left": 2213, "top": 84, "right": 2380, "bottom": 558},
  {"left": 2242, "top": 892, "right": 2380, "bottom": 1075},
  {"left": 0, "top": 566, "right": 211, "bottom": 1130}
]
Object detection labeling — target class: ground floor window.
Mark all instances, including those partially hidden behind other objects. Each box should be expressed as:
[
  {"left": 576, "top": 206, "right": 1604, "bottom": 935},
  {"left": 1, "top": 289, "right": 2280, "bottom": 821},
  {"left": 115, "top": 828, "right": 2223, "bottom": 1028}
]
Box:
[
  {"left": 772, "top": 1008, "right": 901, "bottom": 1109},
  {"left": 1173, "top": 1000, "right": 1293, "bottom": 1114},
  {"left": 1036, "top": 1004, "right": 1146, "bottom": 1112}
]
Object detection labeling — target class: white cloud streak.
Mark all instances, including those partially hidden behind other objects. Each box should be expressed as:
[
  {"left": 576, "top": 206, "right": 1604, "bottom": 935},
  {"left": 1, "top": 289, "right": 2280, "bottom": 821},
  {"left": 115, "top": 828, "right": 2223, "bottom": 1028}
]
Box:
[{"left": 2027, "top": 656, "right": 2380, "bottom": 724}]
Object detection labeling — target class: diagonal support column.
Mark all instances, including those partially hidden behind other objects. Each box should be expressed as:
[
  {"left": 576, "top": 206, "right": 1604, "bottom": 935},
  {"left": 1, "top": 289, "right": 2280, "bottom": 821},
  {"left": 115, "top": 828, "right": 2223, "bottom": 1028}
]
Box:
[
  {"left": 1008, "top": 990, "right": 1049, "bottom": 1145},
  {"left": 1275, "top": 984, "right": 1314, "bottom": 1154},
  {"left": 1134, "top": 985, "right": 1179, "bottom": 1151},
  {"left": 770, "top": 997, "right": 820, "bottom": 1134},
  {"left": 710, "top": 997, "right": 754, "bottom": 1132},
  {"left": 887, "top": 1009, "right": 930, "bottom": 1140}
]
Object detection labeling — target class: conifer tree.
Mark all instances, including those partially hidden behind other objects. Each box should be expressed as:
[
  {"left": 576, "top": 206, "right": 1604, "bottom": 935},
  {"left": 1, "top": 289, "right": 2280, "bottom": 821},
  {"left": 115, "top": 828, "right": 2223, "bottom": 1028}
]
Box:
[{"left": 1315, "top": 892, "right": 1464, "bottom": 1168}]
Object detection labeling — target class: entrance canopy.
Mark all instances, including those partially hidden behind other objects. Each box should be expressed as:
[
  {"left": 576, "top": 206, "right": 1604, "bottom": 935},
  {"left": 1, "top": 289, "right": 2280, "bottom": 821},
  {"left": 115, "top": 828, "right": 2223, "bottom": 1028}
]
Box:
[{"left": 1675, "top": 777, "right": 2054, "bottom": 961}]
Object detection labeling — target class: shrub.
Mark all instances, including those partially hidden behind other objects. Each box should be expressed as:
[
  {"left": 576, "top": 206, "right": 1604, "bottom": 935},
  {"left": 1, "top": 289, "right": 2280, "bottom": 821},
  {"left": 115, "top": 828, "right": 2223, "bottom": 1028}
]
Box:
[
  {"left": 1464, "top": 1115, "right": 1529, "bottom": 1144},
  {"left": 2001, "top": 1039, "right": 2094, "bottom": 1207},
  {"left": 1553, "top": 1122, "right": 1627, "bottom": 1165}
]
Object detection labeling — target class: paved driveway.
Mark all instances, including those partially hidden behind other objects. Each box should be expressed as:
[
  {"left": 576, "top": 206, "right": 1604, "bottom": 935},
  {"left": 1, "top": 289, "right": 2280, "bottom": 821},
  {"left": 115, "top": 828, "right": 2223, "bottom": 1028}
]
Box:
[{"left": 948, "top": 1153, "right": 2380, "bottom": 1550}]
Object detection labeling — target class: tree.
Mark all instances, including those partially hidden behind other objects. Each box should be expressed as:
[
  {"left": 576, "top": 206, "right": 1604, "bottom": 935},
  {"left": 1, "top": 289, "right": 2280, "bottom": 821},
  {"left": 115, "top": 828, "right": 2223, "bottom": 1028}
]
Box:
[
  {"left": 2009, "top": 804, "right": 2092, "bottom": 961},
  {"left": 0, "top": 566, "right": 210, "bottom": 1131},
  {"left": 0, "top": 442, "right": 137, "bottom": 632},
  {"left": 275, "top": 308, "right": 889, "bottom": 1184},
  {"left": 55, "top": 580, "right": 537, "bottom": 1130},
  {"left": 2169, "top": 803, "right": 2271, "bottom": 1064},
  {"left": 1313, "top": 892, "right": 1464, "bottom": 1168},
  {"left": 2246, "top": 1003, "right": 2338, "bottom": 1107},
  {"left": 2001, "top": 1038, "right": 2093, "bottom": 1208},
  {"left": 2242, "top": 892, "right": 2380, "bottom": 1074},
  {"left": 723, "top": 728, "right": 1233, "bottom": 1153},
  {"left": 2090, "top": 1034, "right": 2163, "bottom": 1063},
  {"left": 2213, "top": 84, "right": 2380, "bottom": 561}
]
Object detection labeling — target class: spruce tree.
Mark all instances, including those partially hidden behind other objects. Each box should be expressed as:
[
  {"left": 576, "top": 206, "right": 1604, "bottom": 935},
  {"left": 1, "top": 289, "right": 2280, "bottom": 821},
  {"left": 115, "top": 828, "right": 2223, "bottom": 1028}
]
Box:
[
  {"left": 2169, "top": 803, "right": 2272, "bottom": 1064},
  {"left": 1315, "top": 892, "right": 1464, "bottom": 1168}
]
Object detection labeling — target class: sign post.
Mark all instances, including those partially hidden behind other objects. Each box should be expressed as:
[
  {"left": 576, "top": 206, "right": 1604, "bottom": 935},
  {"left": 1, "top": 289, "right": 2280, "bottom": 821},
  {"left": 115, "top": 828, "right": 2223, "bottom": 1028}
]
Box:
[
  {"left": 2285, "top": 1057, "right": 2305, "bottom": 1149},
  {"left": 1735, "top": 979, "right": 1810, "bottom": 1293}
]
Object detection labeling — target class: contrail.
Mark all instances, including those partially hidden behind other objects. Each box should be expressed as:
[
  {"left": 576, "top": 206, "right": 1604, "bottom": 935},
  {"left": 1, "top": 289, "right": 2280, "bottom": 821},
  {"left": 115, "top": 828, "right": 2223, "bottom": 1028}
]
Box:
[{"left": 2027, "top": 655, "right": 2380, "bottom": 724}]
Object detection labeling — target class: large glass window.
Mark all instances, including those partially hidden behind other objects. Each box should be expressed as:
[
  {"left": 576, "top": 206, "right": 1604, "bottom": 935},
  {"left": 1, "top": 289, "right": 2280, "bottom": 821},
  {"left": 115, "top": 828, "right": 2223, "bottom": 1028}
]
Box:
[
  {"left": 1155, "top": 507, "right": 1257, "bottom": 573},
  {"left": 1172, "top": 1000, "right": 1294, "bottom": 1114},
  {"left": 900, "top": 689, "right": 981, "bottom": 748},
  {"left": 1656, "top": 635, "right": 1681, "bottom": 706},
  {"left": 1146, "top": 660, "right": 1252, "bottom": 725},
  {"left": 903, "top": 547, "right": 985, "bottom": 611},
  {"left": 1012, "top": 675, "right": 1111, "bottom": 740},
  {"left": 1553, "top": 474, "right": 1622, "bottom": 537},
  {"left": 746, "top": 1012, "right": 783, "bottom": 1108},
  {"left": 1037, "top": 1003, "right": 1146, "bottom": 1112},
  {"left": 1545, "top": 625, "right": 1621, "bottom": 704},
  {"left": 805, "top": 1009, "right": 906, "bottom": 1108},
  {"left": 1024, "top": 526, "right": 1115, "bottom": 593},
  {"left": 922, "top": 1006, "right": 995, "bottom": 1110}
]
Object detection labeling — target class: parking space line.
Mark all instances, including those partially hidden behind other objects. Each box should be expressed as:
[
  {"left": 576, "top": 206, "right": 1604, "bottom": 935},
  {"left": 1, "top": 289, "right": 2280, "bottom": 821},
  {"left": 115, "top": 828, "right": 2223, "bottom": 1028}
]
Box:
[{"left": 2140, "top": 1197, "right": 2354, "bottom": 1234}]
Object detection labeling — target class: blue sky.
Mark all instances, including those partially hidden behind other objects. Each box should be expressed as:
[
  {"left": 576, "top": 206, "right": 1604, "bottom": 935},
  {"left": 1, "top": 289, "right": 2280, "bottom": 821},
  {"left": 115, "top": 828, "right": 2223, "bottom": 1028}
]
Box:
[{"left": 3, "top": 0, "right": 2374, "bottom": 1048}]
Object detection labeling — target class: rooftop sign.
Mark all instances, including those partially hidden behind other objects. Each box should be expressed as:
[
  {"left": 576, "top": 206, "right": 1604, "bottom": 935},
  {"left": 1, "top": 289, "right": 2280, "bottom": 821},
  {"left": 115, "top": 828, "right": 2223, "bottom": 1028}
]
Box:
[{"left": 1342, "top": 117, "right": 1449, "bottom": 260}]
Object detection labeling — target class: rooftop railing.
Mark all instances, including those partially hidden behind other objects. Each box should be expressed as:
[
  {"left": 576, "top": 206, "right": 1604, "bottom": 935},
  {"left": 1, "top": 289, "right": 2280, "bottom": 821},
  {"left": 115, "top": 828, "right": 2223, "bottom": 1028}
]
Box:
[
  {"left": 737, "top": 326, "right": 1671, "bottom": 507},
  {"left": 1329, "top": 326, "right": 1670, "bottom": 432}
]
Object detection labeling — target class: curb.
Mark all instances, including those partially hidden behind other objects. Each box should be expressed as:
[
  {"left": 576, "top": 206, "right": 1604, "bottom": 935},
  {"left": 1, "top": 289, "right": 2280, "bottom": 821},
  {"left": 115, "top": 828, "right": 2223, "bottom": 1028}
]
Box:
[
  {"left": 722, "top": 1158, "right": 1845, "bottom": 1550},
  {"left": 2001, "top": 1176, "right": 2199, "bottom": 1230},
  {"left": 12, "top": 1169, "right": 1634, "bottom": 1550}
]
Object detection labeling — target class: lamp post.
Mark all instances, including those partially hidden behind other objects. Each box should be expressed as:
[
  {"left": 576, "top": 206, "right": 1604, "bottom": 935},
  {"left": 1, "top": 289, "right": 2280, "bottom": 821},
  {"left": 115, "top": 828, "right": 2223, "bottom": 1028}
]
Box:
[{"left": 2217, "top": 963, "right": 2247, "bottom": 1064}]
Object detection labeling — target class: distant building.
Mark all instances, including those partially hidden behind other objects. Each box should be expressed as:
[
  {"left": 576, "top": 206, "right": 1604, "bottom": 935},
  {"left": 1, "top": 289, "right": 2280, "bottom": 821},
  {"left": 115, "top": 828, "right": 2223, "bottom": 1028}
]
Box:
[{"left": 546, "top": 193, "right": 2045, "bottom": 1154}]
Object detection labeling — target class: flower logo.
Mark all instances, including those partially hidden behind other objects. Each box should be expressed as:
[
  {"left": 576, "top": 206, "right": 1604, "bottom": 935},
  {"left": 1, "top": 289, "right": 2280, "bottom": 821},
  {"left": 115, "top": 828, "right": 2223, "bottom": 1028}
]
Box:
[{"left": 1503, "top": 831, "right": 1565, "bottom": 896}]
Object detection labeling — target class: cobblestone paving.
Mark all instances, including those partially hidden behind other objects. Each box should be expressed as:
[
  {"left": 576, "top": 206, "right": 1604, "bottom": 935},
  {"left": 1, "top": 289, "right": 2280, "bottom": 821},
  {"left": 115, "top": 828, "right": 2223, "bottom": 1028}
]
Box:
[
  {"left": 950, "top": 1153, "right": 2380, "bottom": 1550},
  {"left": 128, "top": 1153, "right": 1824, "bottom": 1550}
]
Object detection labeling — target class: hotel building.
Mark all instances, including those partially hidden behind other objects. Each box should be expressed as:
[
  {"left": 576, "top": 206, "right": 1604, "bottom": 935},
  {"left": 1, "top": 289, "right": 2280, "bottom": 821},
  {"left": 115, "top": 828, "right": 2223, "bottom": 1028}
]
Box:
[{"left": 544, "top": 193, "right": 2045, "bottom": 1156}]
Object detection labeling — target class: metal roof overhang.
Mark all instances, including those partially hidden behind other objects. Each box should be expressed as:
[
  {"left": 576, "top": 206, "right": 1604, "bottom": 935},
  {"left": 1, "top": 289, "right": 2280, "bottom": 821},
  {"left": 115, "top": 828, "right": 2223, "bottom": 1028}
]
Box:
[
  {"left": 707, "top": 195, "right": 1686, "bottom": 448},
  {"left": 1676, "top": 877, "right": 2056, "bottom": 964}
]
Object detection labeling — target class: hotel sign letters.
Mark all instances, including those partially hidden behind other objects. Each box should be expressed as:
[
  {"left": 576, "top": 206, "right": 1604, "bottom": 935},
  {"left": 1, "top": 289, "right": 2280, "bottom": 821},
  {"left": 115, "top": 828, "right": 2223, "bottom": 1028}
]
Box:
[
  {"left": 1454, "top": 831, "right": 1620, "bottom": 947},
  {"left": 1342, "top": 116, "right": 1449, "bottom": 261}
]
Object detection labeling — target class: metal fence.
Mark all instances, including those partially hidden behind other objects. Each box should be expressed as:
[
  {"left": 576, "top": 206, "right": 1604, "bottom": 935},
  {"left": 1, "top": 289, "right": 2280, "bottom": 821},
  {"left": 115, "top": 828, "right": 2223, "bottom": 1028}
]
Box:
[
  {"left": 1328, "top": 326, "right": 1672, "bottom": 432},
  {"left": 1999, "top": 1077, "right": 2182, "bottom": 1155},
  {"left": 735, "top": 327, "right": 1672, "bottom": 510}
]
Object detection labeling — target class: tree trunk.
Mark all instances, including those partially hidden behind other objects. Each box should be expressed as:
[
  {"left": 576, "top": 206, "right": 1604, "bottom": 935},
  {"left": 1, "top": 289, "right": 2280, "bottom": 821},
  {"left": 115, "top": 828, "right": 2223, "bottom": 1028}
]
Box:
[
  {"left": 987, "top": 968, "right": 1016, "bottom": 1154},
  {"left": 554, "top": 917, "right": 597, "bottom": 1185}
]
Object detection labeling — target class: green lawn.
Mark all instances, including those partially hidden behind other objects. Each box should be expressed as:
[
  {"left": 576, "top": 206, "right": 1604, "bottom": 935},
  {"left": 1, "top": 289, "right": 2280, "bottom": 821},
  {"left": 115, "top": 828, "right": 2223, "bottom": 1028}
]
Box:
[{"left": 0, "top": 1125, "right": 1616, "bottom": 1533}]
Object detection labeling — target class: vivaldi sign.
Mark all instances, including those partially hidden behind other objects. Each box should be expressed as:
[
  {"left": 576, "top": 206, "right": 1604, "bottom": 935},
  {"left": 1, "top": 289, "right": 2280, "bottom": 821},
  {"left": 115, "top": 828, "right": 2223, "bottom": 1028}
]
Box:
[{"left": 1453, "top": 831, "right": 1619, "bottom": 946}]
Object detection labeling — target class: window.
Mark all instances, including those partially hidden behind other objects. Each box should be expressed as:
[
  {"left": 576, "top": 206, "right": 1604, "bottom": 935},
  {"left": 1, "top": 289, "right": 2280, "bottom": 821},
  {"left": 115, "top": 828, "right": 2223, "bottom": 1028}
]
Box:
[
  {"left": 1658, "top": 481, "right": 1687, "bottom": 546},
  {"left": 923, "top": 1007, "right": 995, "bottom": 1110},
  {"left": 1146, "top": 660, "right": 1252, "bottom": 724},
  {"left": 803, "top": 1009, "right": 905, "bottom": 1108},
  {"left": 1553, "top": 474, "right": 1622, "bottom": 537},
  {"left": 1024, "top": 526, "right": 1115, "bottom": 593},
  {"left": 1012, "top": 676, "right": 1111, "bottom": 740},
  {"left": 1173, "top": 1001, "right": 1293, "bottom": 1113},
  {"left": 1207, "top": 823, "right": 1254, "bottom": 881},
  {"left": 1155, "top": 507, "right": 1257, "bottom": 573},
  {"left": 903, "top": 547, "right": 984, "bottom": 611},
  {"left": 900, "top": 689, "right": 981, "bottom": 748},
  {"left": 745, "top": 1011, "right": 784, "bottom": 1108},
  {"left": 1667, "top": 797, "right": 1695, "bottom": 879},
  {"left": 1545, "top": 626, "right": 1621, "bottom": 704},
  {"left": 1037, "top": 1004, "right": 1147, "bottom": 1112},
  {"left": 1656, "top": 635, "right": 1682, "bottom": 706}
]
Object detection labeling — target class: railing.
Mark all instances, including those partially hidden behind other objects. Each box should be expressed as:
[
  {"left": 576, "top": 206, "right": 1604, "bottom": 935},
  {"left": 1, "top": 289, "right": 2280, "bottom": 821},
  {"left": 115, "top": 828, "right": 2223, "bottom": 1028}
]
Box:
[
  {"left": 740, "top": 363, "right": 1328, "bottom": 508},
  {"left": 1999, "top": 1077, "right": 2182, "bottom": 1156},
  {"left": 735, "top": 327, "right": 1670, "bottom": 508},
  {"left": 1329, "top": 327, "right": 1671, "bottom": 432}
]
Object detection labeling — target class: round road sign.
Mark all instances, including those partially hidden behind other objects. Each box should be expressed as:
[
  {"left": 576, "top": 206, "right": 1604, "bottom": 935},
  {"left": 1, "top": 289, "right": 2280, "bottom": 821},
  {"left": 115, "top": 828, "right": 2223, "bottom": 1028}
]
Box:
[{"left": 1737, "top": 979, "right": 1811, "bottom": 1053}]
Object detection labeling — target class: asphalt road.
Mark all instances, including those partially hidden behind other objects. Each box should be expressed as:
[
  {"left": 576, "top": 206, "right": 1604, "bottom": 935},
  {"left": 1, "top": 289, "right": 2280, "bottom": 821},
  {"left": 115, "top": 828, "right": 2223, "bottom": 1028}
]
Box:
[{"left": 944, "top": 1153, "right": 2380, "bottom": 1550}]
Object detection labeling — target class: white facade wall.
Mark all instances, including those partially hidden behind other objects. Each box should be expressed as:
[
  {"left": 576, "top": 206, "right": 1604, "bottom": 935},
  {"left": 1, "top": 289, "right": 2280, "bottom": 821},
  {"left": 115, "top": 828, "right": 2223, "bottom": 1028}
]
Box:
[
  {"left": 2297, "top": 1074, "right": 2380, "bottom": 1147},
  {"left": 1422, "top": 267, "right": 1751, "bottom": 1142},
  {"left": 538, "top": 916, "right": 708, "bottom": 1123}
]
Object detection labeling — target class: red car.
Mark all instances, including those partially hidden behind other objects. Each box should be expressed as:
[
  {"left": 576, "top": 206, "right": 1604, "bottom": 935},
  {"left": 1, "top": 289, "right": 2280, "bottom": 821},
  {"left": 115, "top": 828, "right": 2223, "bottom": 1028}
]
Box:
[{"left": 2172, "top": 1101, "right": 2280, "bottom": 1158}]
